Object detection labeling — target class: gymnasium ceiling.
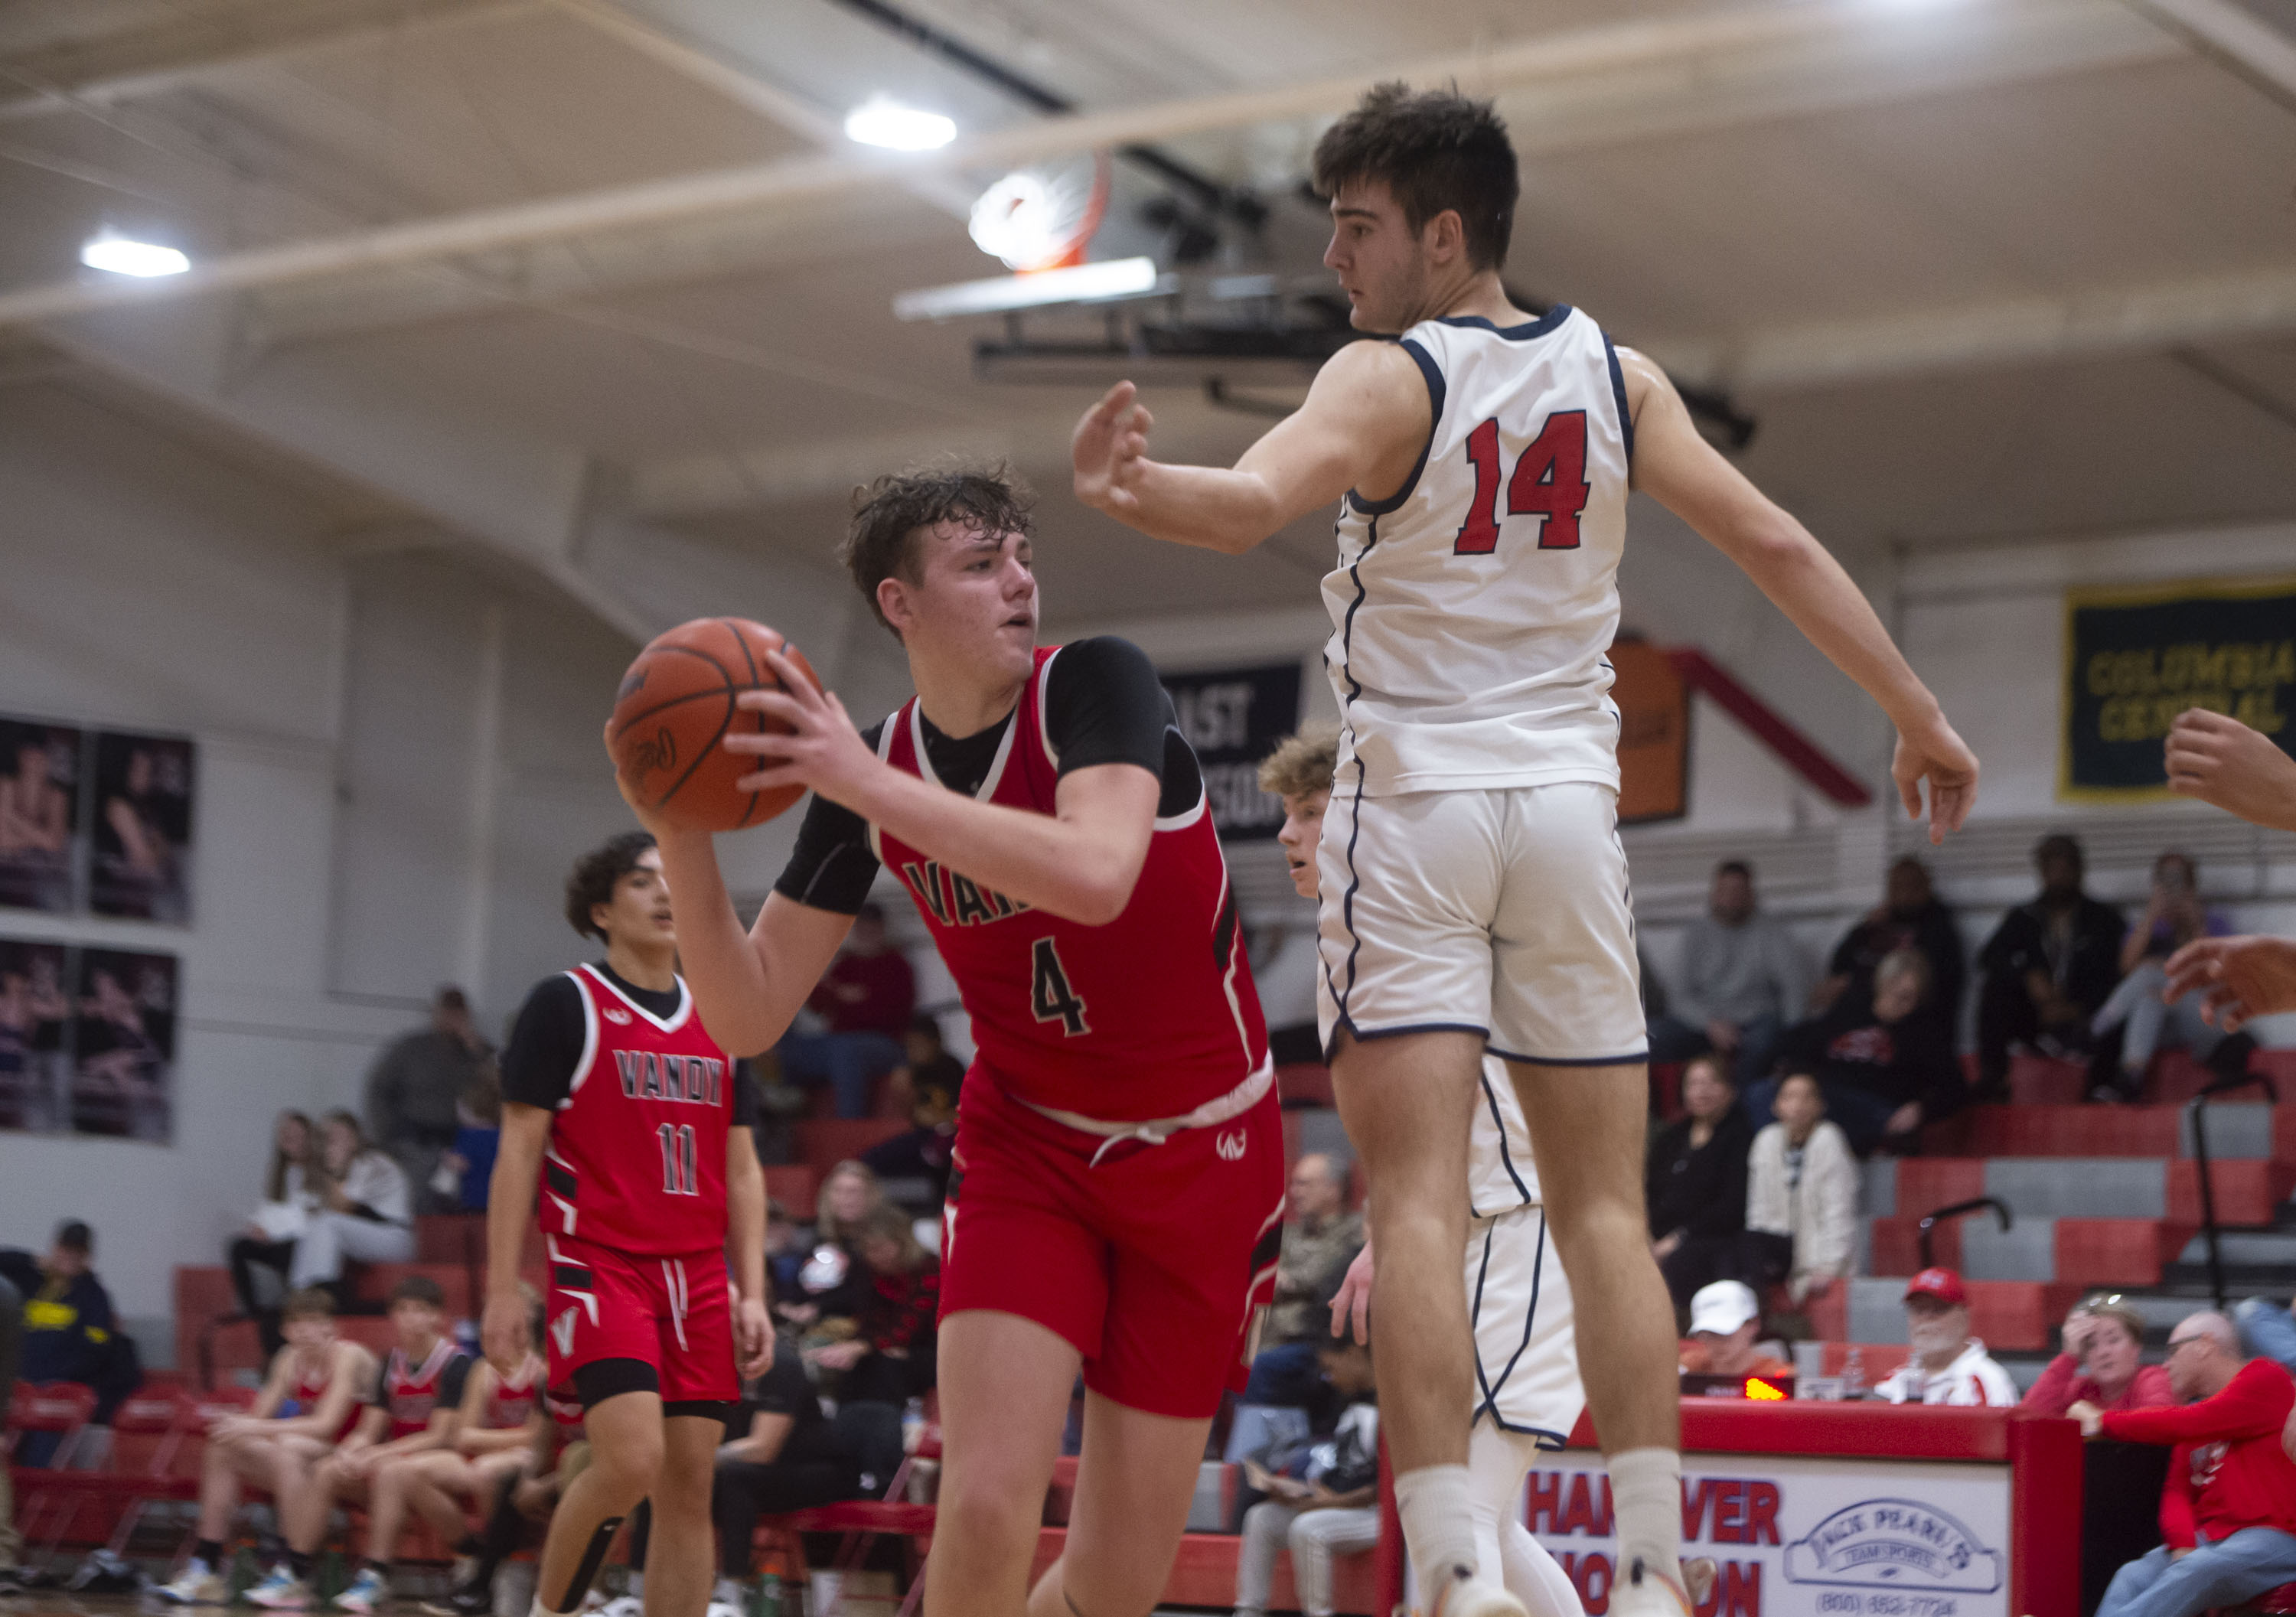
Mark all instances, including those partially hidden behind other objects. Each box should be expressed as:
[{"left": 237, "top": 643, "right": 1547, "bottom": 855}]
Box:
[{"left": 5, "top": 0, "right": 2296, "bottom": 659}]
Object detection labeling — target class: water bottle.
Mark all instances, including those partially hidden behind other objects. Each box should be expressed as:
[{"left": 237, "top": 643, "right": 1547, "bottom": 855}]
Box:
[
  {"left": 757, "top": 1570, "right": 784, "bottom": 1617},
  {"left": 902, "top": 1397, "right": 925, "bottom": 1454},
  {"left": 1842, "top": 1346, "right": 1865, "bottom": 1400}
]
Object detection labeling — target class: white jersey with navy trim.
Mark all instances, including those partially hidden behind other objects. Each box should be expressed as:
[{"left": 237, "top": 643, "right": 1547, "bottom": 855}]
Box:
[
  {"left": 1469, "top": 1055, "right": 1541, "bottom": 1218},
  {"left": 1322, "top": 305, "right": 1633, "bottom": 797}
]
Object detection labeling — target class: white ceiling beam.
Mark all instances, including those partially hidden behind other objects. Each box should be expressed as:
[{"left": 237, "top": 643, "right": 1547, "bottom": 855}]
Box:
[
  {"left": 1645, "top": 261, "right": 2296, "bottom": 391},
  {"left": 0, "top": 0, "right": 541, "bottom": 121},
  {"left": 2119, "top": 0, "right": 2296, "bottom": 105},
  {"left": 0, "top": 0, "right": 2177, "bottom": 331}
]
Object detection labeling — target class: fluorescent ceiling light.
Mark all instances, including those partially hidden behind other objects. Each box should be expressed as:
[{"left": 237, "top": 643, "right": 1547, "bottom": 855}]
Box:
[
  {"left": 894, "top": 256, "right": 1163, "bottom": 321},
  {"left": 80, "top": 233, "right": 190, "bottom": 277},
  {"left": 844, "top": 98, "right": 956, "bottom": 151}
]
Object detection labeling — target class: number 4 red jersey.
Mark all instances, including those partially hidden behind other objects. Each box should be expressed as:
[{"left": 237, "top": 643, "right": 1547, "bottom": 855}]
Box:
[
  {"left": 540, "top": 965, "right": 733, "bottom": 1254},
  {"left": 870, "top": 645, "right": 1268, "bottom": 1123}
]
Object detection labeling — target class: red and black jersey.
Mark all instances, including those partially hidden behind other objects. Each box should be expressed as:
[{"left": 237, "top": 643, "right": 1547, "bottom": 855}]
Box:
[
  {"left": 870, "top": 644, "right": 1267, "bottom": 1121},
  {"left": 512, "top": 964, "right": 740, "bottom": 1255},
  {"left": 481, "top": 1355, "right": 543, "bottom": 1430},
  {"left": 287, "top": 1348, "right": 362, "bottom": 1443},
  {"left": 370, "top": 1338, "right": 471, "bottom": 1440}
]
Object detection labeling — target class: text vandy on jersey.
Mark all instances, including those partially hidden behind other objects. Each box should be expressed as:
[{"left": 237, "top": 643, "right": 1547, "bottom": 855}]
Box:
[{"left": 612, "top": 1049, "right": 725, "bottom": 1105}]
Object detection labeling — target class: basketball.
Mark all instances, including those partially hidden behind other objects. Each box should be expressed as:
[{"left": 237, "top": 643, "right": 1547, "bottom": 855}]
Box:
[{"left": 607, "top": 618, "right": 822, "bottom": 833}]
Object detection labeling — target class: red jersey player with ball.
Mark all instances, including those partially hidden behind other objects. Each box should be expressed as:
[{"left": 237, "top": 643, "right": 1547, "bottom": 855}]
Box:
[
  {"left": 480, "top": 834, "right": 772, "bottom": 1617},
  {"left": 621, "top": 466, "right": 1283, "bottom": 1617}
]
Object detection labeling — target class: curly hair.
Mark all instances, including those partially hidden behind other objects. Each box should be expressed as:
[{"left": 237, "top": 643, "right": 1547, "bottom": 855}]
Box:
[
  {"left": 1257, "top": 725, "right": 1342, "bottom": 801},
  {"left": 1312, "top": 82, "right": 1518, "bottom": 271},
  {"left": 841, "top": 461, "right": 1035, "bottom": 638},
  {"left": 564, "top": 830, "right": 657, "bottom": 941}
]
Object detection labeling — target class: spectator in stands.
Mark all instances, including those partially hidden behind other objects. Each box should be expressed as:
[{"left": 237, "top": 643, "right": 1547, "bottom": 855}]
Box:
[
  {"left": 705, "top": 1339, "right": 888, "bottom": 1617},
  {"left": 2091, "top": 853, "right": 2254, "bottom": 1102},
  {"left": 289, "top": 1110, "right": 416, "bottom": 1293},
  {"left": 775, "top": 1161, "right": 886, "bottom": 1331},
  {"left": 1645, "top": 1055, "right": 1753, "bottom": 1306},
  {"left": 2075, "top": 1310, "right": 2296, "bottom": 1617},
  {"left": 0, "top": 1269, "right": 22, "bottom": 1596},
  {"left": 859, "top": 1016, "right": 964, "bottom": 1208},
  {"left": 2234, "top": 1295, "right": 2296, "bottom": 1377},
  {"left": 0, "top": 1220, "right": 140, "bottom": 1466},
  {"left": 1230, "top": 1156, "right": 1365, "bottom": 1447},
  {"left": 1975, "top": 833, "right": 2127, "bottom": 1102},
  {"left": 778, "top": 902, "right": 916, "bottom": 1119},
  {"left": 434, "top": 1068, "right": 503, "bottom": 1213},
  {"left": 230, "top": 1109, "right": 319, "bottom": 1356},
  {"left": 765, "top": 1198, "right": 808, "bottom": 1306},
  {"left": 810, "top": 1205, "right": 941, "bottom": 1408},
  {"left": 366, "top": 986, "right": 494, "bottom": 1212},
  {"left": 1876, "top": 1268, "right": 2017, "bottom": 1406},
  {"left": 2024, "top": 1296, "right": 2174, "bottom": 1418},
  {"left": 1756, "top": 948, "right": 1965, "bottom": 1156},
  {"left": 1647, "top": 861, "right": 1813, "bottom": 1088},
  {"left": 1743, "top": 1071, "right": 1858, "bottom": 1306},
  {"left": 249, "top": 1274, "right": 471, "bottom": 1613},
  {"left": 1676, "top": 1280, "right": 1793, "bottom": 1383},
  {"left": 158, "top": 1287, "right": 377, "bottom": 1605},
  {"left": 1815, "top": 856, "right": 1964, "bottom": 1034},
  {"left": 1259, "top": 725, "right": 1342, "bottom": 1067},
  {"left": 1231, "top": 1338, "right": 1381, "bottom": 1617}
]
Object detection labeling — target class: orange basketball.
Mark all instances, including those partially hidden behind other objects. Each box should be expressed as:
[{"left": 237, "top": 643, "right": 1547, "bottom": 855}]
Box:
[{"left": 607, "top": 618, "right": 822, "bottom": 833}]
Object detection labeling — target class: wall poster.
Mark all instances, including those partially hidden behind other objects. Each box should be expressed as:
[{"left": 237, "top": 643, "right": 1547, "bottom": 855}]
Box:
[
  {"left": 0, "top": 937, "right": 178, "bottom": 1143},
  {"left": 0, "top": 718, "right": 87, "bottom": 914}
]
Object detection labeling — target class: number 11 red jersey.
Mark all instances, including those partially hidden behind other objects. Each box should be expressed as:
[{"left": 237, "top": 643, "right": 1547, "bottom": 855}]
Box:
[{"left": 540, "top": 965, "right": 733, "bottom": 1255}]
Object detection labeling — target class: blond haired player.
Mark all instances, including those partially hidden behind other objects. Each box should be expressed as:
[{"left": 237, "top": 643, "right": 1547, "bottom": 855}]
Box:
[{"left": 1075, "top": 82, "right": 1977, "bottom": 1617}]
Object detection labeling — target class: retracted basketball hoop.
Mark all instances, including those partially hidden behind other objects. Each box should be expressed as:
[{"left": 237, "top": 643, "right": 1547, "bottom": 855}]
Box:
[{"left": 969, "top": 152, "right": 1113, "bottom": 272}]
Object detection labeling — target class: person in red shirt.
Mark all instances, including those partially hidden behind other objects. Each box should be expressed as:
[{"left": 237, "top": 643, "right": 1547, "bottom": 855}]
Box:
[
  {"left": 2025, "top": 1296, "right": 2177, "bottom": 1417},
  {"left": 478, "top": 833, "right": 773, "bottom": 1617},
  {"left": 2073, "top": 1309, "right": 2296, "bottom": 1617},
  {"left": 776, "top": 902, "right": 915, "bottom": 1117},
  {"left": 628, "top": 465, "right": 1283, "bottom": 1617}
]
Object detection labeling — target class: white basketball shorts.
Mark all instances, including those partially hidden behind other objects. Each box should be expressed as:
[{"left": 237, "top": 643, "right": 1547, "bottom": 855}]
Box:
[
  {"left": 1469, "top": 1203, "right": 1584, "bottom": 1444},
  {"left": 1313, "top": 780, "right": 1646, "bottom": 1064}
]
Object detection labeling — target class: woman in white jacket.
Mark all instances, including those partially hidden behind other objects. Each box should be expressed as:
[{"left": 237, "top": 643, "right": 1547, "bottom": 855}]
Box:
[
  {"left": 1745, "top": 1073, "right": 1858, "bottom": 1305},
  {"left": 289, "top": 1110, "right": 414, "bottom": 1288}
]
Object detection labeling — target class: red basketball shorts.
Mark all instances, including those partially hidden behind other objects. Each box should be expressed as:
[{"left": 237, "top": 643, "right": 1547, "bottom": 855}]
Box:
[
  {"left": 543, "top": 1234, "right": 736, "bottom": 1405},
  {"left": 941, "top": 1073, "right": 1286, "bottom": 1419}
]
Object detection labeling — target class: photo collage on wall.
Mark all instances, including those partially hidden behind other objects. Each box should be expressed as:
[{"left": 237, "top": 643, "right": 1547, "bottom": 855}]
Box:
[{"left": 0, "top": 712, "right": 191, "bottom": 1143}]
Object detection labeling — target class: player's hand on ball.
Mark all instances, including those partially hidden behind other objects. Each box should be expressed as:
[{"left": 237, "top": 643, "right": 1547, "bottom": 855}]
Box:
[
  {"left": 2161, "top": 935, "right": 2296, "bottom": 1032},
  {"left": 1890, "top": 712, "right": 1978, "bottom": 846},
  {"left": 1072, "top": 381, "right": 1152, "bottom": 516},
  {"left": 602, "top": 719, "right": 683, "bottom": 841},
  {"left": 734, "top": 1293, "right": 775, "bottom": 1380},
  {"left": 726, "top": 649, "right": 877, "bottom": 808},
  {"left": 481, "top": 1289, "right": 531, "bottom": 1379},
  {"left": 1329, "top": 1240, "right": 1374, "bottom": 1347}
]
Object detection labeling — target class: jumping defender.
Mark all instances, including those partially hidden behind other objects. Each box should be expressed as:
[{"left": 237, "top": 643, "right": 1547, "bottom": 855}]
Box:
[{"left": 1072, "top": 83, "right": 1978, "bottom": 1617}]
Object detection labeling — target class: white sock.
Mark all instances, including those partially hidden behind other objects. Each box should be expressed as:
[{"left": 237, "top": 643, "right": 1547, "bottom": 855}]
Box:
[
  {"left": 1608, "top": 1448, "right": 1683, "bottom": 1586},
  {"left": 1394, "top": 1463, "right": 1480, "bottom": 1590}
]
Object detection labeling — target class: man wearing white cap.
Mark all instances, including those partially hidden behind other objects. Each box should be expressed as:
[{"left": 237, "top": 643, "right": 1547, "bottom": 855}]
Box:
[
  {"left": 1876, "top": 1269, "right": 2017, "bottom": 1406},
  {"left": 1678, "top": 1283, "right": 1792, "bottom": 1384}
]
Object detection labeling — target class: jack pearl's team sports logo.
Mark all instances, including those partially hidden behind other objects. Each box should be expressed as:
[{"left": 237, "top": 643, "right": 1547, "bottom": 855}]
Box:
[
  {"left": 1215, "top": 1130, "right": 1247, "bottom": 1161},
  {"left": 602, "top": 1008, "right": 634, "bottom": 1025},
  {"left": 1784, "top": 1499, "right": 2001, "bottom": 1593}
]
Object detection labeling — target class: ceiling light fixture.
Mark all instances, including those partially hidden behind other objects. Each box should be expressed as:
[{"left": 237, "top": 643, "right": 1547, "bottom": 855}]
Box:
[
  {"left": 893, "top": 256, "right": 1163, "bottom": 321},
  {"left": 80, "top": 233, "right": 190, "bottom": 278},
  {"left": 843, "top": 97, "right": 957, "bottom": 151}
]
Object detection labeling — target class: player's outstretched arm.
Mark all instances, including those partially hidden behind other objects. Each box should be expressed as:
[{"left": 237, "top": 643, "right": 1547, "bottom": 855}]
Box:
[
  {"left": 1618, "top": 347, "right": 1978, "bottom": 844},
  {"left": 731, "top": 652, "right": 1162, "bottom": 926},
  {"left": 2165, "top": 709, "right": 2296, "bottom": 832},
  {"left": 1071, "top": 341, "right": 1428, "bottom": 554}
]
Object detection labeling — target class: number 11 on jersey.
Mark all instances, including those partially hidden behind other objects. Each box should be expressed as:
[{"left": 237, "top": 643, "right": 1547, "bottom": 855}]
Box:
[{"left": 1453, "top": 409, "right": 1590, "bottom": 556}]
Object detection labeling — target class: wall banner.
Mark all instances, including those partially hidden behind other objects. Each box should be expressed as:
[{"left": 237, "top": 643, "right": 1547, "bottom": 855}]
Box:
[
  {"left": 1162, "top": 662, "right": 1303, "bottom": 842},
  {"left": 2063, "top": 575, "right": 2296, "bottom": 800}
]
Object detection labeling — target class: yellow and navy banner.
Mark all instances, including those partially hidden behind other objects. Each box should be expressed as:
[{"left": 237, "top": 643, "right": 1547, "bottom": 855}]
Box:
[{"left": 2062, "top": 574, "right": 2296, "bottom": 801}]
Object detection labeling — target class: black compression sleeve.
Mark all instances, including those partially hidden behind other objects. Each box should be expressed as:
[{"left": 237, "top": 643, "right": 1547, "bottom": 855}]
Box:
[
  {"left": 1042, "top": 637, "right": 1172, "bottom": 778},
  {"left": 731, "top": 1062, "right": 762, "bottom": 1128},
  {"left": 501, "top": 976, "right": 585, "bottom": 1111},
  {"left": 770, "top": 722, "right": 885, "bottom": 915}
]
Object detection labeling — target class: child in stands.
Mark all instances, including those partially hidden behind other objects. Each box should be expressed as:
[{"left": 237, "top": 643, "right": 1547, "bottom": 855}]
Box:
[
  {"left": 160, "top": 1288, "right": 376, "bottom": 1605},
  {"left": 249, "top": 1275, "right": 471, "bottom": 1612}
]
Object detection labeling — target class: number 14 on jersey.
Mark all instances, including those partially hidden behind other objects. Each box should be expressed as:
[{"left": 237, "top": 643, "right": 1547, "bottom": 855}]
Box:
[{"left": 1453, "top": 409, "right": 1590, "bottom": 556}]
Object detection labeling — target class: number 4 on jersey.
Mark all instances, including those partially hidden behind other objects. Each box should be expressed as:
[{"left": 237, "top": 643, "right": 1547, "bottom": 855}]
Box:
[
  {"left": 1029, "top": 937, "right": 1091, "bottom": 1036},
  {"left": 1453, "top": 409, "right": 1590, "bottom": 556}
]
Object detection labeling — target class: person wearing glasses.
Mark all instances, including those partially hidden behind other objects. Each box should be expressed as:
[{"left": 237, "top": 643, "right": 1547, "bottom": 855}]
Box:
[
  {"left": 2071, "top": 1310, "right": 2296, "bottom": 1617},
  {"left": 2025, "top": 1296, "right": 2175, "bottom": 1417}
]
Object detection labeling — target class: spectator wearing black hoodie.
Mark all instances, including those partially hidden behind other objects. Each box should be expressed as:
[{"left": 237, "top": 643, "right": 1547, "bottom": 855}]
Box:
[
  {"left": 1974, "top": 833, "right": 2126, "bottom": 1100},
  {"left": 1755, "top": 950, "right": 1966, "bottom": 1156},
  {"left": 1646, "top": 1056, "right": 1754, "bottom": 1306},
  {"left": 1817, "top": 856, "right": 1965, "bottom": 1035},
  {"left": 0, "top": 1220, "right": 140, "bottom": 1465}
]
